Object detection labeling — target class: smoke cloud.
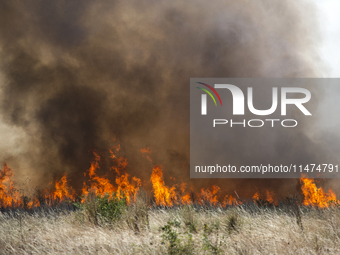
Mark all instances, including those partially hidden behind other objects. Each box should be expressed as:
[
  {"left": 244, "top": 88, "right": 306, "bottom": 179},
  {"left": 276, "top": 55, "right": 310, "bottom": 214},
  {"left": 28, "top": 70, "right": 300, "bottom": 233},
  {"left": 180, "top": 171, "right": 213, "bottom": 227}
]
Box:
[{"left": 0, "top": 0, "right": 329, "bottom": 197}]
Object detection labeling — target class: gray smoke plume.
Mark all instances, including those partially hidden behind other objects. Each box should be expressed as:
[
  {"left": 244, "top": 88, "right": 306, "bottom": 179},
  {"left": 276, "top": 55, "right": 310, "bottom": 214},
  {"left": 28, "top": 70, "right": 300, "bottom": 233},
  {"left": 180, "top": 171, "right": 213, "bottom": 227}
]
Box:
[{"left": 0, "top": 0, "right": 331, "bottom": 197}]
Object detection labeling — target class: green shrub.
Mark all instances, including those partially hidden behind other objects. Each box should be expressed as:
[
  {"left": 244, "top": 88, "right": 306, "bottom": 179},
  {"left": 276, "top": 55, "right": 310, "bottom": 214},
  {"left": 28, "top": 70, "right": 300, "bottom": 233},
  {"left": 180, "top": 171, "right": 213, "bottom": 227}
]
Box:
[
  {"left": 74, "top": 191, "right": 127, "bottom": 225},
  {"left": 202, "top": 223, "right": 225, "bottom": 255},
  {"left": 160, "top": 220, "right": 194, "bottom": 255},
  {"left": 97, "top": 193, "right": 127, "bottom": 222}
]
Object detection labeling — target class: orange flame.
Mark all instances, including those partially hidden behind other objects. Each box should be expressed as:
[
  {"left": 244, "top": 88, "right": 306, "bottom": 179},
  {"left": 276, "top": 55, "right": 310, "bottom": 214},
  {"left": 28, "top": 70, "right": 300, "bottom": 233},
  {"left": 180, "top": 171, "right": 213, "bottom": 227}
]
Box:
[
  {"left": 266, "top": 190, "right": 277, "bottom": 205},
  {"left": 179, "top": 182, "right": 192, "bottom": 205},
  {"left": 1, "top": 146, "right": 339, "bottom": 209},
  {"left": 140, "top": 147, "right": 152, "bottom": 162},
  {"left": 198, "top": 185, "right": 220, "bottom": 206},
  {"left": 81, "top": 150, "right": 141, "bottom": 204},
  {"left": 0, "top": 163, "right": 21, "bottom": 208},
  {"left": 222, "top": 195, "right": 241, "bottom": 206},
  {"left": 110, "top": 145, "right": 128, "bottom": 174},
  {"left": 115, "top": 173, "right": 141, "bottom": 204},
  {"left": 53, "top": 174, "right": 75, "bottom": 200},
  {"left": 85, "top": 152, "right": 115, "bottom": 197},
  {"left": 252, "top": 192, "right": 260, "bottom": 201},
  {"left": 150, "top": 165, "right": 177, "bottom": 206},
  {"left": 300, "top": 177, "right": 338, "bottom": 208}
]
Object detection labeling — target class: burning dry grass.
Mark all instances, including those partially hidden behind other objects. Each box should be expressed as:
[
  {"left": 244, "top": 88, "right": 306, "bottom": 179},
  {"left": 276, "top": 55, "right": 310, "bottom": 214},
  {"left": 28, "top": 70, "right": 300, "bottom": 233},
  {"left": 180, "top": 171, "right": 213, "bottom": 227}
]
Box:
[
  {"left": 1, "top": 149, "right": 340, "bottom": 254},
  {"left": 1, "top": 204, "right": 340, "bottom": 254},
  {"left": 1, "top": 149, "right": 339, "bottom": 210}
]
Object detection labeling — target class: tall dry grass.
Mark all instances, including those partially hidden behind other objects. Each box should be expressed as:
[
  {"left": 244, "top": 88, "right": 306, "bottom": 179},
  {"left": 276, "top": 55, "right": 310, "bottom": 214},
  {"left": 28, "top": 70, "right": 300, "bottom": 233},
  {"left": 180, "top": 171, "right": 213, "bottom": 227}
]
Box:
[{"left": 1, "top": 199, "right": 340, "bottom": 254}]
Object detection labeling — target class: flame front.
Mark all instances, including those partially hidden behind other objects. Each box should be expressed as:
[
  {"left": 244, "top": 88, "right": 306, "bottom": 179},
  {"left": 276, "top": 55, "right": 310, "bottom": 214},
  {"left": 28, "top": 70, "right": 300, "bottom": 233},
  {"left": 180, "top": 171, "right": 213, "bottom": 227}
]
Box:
[
  {"left": 0, "top": 147, "right": 339, "bottom": 209},
  {"left": 50, "top": 174, "right": 75, "bottom": 201},
  {"left": 300, "top": 177, "right": 337, "bottom": 208},
  {"left": 0, "top": 163, "right": 21, "bottom": 208},
  {"left": 198, "top": 185, "right": 220, "bottom": 206},
  {"left": 85, "top": 152, "right": 115, "bottom": 198},
  {"left": 81, "top": 149, "right": 141, "bottom": 204},
  {"left": 151, "top": 165, "right": 177, "bottom": 206}
]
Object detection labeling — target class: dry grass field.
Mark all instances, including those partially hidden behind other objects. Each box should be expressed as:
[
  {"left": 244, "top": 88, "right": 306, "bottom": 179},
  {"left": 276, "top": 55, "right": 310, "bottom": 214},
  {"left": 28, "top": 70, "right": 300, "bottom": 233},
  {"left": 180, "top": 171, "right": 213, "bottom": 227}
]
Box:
[{"left": 1, "top": 200, "right": 340, "bottom": 255}]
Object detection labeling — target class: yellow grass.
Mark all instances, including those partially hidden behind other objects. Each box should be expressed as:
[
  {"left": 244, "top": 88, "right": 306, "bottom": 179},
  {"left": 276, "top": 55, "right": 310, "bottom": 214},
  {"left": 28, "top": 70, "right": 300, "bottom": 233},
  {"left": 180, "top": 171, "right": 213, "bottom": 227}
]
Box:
[{"left": 0, "top": 206, "right": 340, "bottom": 254}]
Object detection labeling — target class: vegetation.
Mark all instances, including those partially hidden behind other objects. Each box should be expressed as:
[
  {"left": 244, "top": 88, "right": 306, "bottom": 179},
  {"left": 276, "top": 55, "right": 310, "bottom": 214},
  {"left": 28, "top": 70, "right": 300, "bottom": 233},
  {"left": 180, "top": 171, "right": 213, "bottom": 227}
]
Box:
[
  {"left": 159, "top": 219, "right": 194, "bottom": 255},
  {"left": 1, "top": 194, "right": 340, "bottom": 254},
  {"left": 74, "top": 191, "right": 127, "bottom": 225}
]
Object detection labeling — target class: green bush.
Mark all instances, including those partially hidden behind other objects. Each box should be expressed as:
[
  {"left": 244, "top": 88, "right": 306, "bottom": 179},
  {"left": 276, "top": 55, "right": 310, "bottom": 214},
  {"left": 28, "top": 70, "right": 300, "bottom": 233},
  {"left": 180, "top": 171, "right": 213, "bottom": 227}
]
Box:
[
  {"left": 160, "top": 220, "right": 194, "bottom": 255},
  {"left": 202, "top": 223, "right": 225, "bottom": 255},
  {"left": 74, "top": 191, "right": 127, "bottom": 225},
  {"left": 97, "top": 193, "right": 127, "bottom": 222}
]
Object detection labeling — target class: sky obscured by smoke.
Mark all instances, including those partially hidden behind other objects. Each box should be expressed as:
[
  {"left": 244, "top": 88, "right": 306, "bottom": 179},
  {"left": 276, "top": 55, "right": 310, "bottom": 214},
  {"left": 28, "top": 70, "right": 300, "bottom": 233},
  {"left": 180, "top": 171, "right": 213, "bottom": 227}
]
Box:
[{"left": 0, "top": 0, "right": 330, "bottom": 196}]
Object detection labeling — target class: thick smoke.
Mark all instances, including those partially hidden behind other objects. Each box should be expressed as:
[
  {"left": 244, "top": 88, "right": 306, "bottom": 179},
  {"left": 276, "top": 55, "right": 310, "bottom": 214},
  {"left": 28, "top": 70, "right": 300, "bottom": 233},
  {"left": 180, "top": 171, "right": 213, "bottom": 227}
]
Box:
[{"left": 0, "top": 0, "right": 328, "bottom": 197}]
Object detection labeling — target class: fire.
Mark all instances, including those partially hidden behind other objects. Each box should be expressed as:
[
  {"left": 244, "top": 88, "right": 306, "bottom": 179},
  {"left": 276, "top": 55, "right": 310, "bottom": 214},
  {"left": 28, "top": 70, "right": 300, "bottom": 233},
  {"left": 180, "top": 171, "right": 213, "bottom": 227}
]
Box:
[
  {"left": 150, "top": 165, "right": 177, "bottom": 206},
  {"left": 110, "top": 145, "right": 128, "bottom": 174},
  {"left": 115, "top": 173, "right": 141, "bottom": 204},
  {"left": 252, "top": 192, "right": 260, "bottom": 201},
  {"left": 266, "top": 190, "right": 277, "bottom": 205},
  {"left": 179, "top": 183, "right": 192, "bottom": 205},
  {"left": 198, "top": 185, "right": 220, "bottom": 206},
  {"left": 81, "top": 150, "right": 141, "bottom": 204},
  {"left": 27, "top": 198, "right": 40, "bottom": 208},
  {"left": 300, "top": 177, "right": 338, "bottom": 208},
  {"left": 0, "top": 163, "right": 21, "bottom": 208},
  {"left": 85, "top": 152, "right": 115, "bottom": 198},
  {"left": 52, "top": 174, "right": 75, "bottom": 201},
  {"left": 222, "top": 195, "right": 239, "bottom": 206},
  {"left": 140, "top": 147, "right": 152, "bottom": 162},
  {"left": 0, "top": 146, "right": 339, "bottom": 209},
  {"left": 251, "top": 191, "right": 278, "bottom": 205}
]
